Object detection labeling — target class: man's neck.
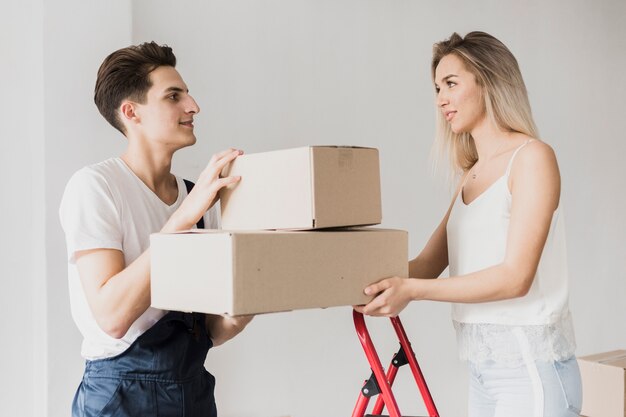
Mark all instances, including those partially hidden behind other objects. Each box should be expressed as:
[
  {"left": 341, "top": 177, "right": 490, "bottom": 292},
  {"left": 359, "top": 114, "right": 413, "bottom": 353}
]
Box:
[{"left": 121, "top": 139, "right": 178, "bottom": 204}]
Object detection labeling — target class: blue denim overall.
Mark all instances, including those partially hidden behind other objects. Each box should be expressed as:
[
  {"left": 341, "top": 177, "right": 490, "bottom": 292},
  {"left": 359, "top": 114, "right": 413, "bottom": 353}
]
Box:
[
  {"left": 72, "top": 181, "right": 214, "bottom": 416},
  {"left": 72, "top": 311, "right": 216, "bottom": 417}
]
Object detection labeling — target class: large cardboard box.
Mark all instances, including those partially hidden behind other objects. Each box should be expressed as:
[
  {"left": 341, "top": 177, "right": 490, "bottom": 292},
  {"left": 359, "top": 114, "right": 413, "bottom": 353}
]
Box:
[
  {"left": 578, "top": 350, "right": 626, "bottom": 417},
  {"left": 150, "top": 228, "right": 407, "bottom": 315},
  {"left": 218, "top": 146, "right": 382, "bottom": 230}
]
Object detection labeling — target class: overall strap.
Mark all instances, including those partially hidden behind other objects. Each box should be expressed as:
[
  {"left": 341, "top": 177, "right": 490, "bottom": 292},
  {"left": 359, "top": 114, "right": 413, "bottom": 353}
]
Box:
[
  {"left": 183, "top": 179, "right": 205, "bottom": 229},
  {"left": 505, "top": 139, "right": 534, "bottom": 178}
]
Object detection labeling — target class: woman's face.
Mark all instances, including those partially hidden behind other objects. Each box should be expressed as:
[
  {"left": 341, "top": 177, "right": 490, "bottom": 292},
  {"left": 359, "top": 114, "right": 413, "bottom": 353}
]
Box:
[{"left": 434, "top": 54, "right": 486, "bottom": 134}]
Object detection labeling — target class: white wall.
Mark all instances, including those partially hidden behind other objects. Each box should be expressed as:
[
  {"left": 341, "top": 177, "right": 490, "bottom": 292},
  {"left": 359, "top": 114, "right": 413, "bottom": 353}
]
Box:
[
  {"left": 1, "top": 2, "right": 45, "bottom": 417},
  {"left": 2, "top": 1, "right": 624, "bottom": 416},
  {"left": 43, "top": 2, "right": 132, "bottom": 416},
  {"left": 130, "top": 1, "right": 626, "bottom": 416}
]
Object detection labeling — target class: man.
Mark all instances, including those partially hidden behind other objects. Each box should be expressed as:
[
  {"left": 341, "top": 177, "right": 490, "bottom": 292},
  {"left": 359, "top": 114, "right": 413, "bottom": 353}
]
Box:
[{"left": 60, "top": 41, "right": 252, "bottom": 417}]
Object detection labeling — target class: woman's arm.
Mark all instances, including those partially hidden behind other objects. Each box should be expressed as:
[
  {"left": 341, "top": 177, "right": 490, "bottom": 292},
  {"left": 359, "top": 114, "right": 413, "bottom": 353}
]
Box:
[
  {"left": 353, "top": 173, "right": 464, "bottom": 315},
  {"left": 358, "top": 140, "right": 560, "bottom": 316},
  {"left": 409, "top": 213, "right": 450, "bottom": 279}
]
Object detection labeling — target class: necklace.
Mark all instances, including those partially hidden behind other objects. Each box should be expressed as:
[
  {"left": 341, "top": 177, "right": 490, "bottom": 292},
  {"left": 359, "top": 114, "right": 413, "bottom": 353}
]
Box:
[{"left": 470, "top": 141, "right": 506, "bottom": 180}]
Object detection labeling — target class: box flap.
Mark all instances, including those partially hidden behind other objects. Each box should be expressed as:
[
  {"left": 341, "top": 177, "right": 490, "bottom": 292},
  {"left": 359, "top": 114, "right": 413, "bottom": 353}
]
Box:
[
  {"left": 580, "top": 350, "right": 626, "bottom": 369},
  {"left": 310, "top": 145, "right": 376, "bottom": 150},
  {"left": 160, "top": 229, "right": 229, "bottom": 235},
  {"left": 600, "top": 353, "right": 626, "bottom": 369}
]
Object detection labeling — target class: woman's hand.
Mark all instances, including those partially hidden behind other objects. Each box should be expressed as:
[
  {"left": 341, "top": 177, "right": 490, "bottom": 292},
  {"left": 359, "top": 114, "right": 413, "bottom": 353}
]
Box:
[
  {"left": 162, "top": 148, "right": 243, "bottom": 232},
  {"left": 354, "top": 276, "right": 419, "bottom": 317}
]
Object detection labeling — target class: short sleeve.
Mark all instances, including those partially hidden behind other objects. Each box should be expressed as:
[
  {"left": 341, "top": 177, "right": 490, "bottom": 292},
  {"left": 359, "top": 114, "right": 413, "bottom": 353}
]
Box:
[{"left": 59, "top": 168, "right": 123, "bottom": 263}]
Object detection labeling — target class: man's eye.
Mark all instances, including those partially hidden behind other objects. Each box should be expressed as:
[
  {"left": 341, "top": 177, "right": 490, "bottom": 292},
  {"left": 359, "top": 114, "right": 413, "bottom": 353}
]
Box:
[{"left": 168, "top": 94, "right": 178, "bottom": 100}]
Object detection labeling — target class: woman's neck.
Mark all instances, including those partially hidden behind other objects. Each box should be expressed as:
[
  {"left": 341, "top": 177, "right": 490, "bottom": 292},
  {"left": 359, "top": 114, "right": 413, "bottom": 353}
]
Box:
[{"left": 471, "top": 119, "right": 513, "bottom": 160}]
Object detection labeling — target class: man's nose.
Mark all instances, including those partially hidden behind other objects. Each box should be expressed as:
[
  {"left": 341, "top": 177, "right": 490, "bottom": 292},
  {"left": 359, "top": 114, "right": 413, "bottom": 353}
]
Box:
[{"left": 187, "top": 96, "right": 200, "bottom": 114}]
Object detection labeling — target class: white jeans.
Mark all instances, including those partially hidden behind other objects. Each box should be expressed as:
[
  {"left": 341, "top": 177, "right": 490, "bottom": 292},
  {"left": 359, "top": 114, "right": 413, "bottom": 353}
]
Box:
[{"left": 468, "top": 357, "right": 581, "bottom": 417}]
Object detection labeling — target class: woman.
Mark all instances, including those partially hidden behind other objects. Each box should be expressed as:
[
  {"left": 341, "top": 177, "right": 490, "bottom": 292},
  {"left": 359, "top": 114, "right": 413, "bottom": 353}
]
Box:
[{"left": 355, "top": 32, "right": 581, "bottom": 417}]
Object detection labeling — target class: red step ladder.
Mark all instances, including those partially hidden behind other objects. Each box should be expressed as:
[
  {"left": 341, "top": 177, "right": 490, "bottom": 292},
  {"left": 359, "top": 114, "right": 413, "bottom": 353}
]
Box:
[{"left": 351, "top": 310, "right": 440, "bottom": 417}]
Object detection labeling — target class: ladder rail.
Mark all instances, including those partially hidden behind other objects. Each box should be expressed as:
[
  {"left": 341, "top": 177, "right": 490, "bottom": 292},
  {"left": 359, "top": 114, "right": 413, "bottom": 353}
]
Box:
[
  {"left": 352, "top": 311, "right": 403, "bottom": 417},
  {"left": 351, "top": 310, "right": 440, "bottom": 417},
  {"left": 371, "top": 355, "right": 401, "bottom": 415},
  {"left": 390, "top": 317, "right": 439, "bottom": 417}
]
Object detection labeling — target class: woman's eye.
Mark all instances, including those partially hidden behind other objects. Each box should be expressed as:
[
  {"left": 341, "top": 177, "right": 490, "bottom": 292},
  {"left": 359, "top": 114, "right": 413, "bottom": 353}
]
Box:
[
  {"left": 447, "top": 81, "right": 456, "bottom": 88},
  {"left": 435, "top": 86, "right": 440, "bottom": 93}
]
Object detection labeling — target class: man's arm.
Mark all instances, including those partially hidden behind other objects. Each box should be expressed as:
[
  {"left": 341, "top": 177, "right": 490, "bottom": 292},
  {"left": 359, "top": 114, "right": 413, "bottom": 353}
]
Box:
[
  {"left": 76, "top": 249, "right": 150, "bottom": 338},
  {"left": 76, "top": 149, "right": 244, "bottom": 339},
  {"left": 206, "top": 314, "right": 254, "bottom": 347}
]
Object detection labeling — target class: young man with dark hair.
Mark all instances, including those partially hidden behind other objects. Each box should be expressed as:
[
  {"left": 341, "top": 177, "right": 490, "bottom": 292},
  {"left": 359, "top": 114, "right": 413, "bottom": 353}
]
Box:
[{"left": 60, "top": 41, "right": 251, "bottom": 417}]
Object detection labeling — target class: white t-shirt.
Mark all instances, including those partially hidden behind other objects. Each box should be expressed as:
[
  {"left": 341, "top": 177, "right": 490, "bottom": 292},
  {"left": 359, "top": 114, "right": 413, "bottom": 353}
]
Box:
[{"left": 59, "top": 157, "right": 219, "bottom": 360}]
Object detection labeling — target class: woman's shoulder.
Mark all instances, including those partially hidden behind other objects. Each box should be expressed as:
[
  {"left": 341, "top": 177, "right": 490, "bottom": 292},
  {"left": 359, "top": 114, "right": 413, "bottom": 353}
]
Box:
[
  {"left": 509, "top": 135, "right": 560, "bottom": 196},
  {"left": 512, "top": 135, "right": 558, "bottom": 170}
]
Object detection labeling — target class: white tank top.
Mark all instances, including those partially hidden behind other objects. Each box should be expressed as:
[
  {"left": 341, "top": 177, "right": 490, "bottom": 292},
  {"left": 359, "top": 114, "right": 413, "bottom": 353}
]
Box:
[{"left": 446, "top": 141, "right": 576, "bottom": 365}]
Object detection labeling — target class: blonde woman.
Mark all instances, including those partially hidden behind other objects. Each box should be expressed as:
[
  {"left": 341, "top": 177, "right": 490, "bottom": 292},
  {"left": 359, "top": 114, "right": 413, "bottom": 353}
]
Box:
[{"left": 355, "top": 32, "right": 581, "bottom": 417}]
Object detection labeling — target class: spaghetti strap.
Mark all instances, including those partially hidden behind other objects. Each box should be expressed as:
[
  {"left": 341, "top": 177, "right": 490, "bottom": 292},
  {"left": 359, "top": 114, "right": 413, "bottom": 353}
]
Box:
[{"left": 505, "top": 139, "right": 534, "bottom": 177}]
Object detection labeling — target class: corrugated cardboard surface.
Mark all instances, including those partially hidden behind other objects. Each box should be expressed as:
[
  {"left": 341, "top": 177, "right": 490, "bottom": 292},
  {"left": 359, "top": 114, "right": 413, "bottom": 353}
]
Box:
[
  {"left": 151, "top": 228, "right": 407, "bottom": 315},
  {"left": 218, "top": 146, "right": 381, "bottom": 230},
  {"left": 219, "top": 147, "right": 314, "bottom": 230},
  {"left": 578, "top": 350, "right": 626, "bottom": 417},
  {"left": 310, "top": 146, "right": 381, "bottom": 228}
]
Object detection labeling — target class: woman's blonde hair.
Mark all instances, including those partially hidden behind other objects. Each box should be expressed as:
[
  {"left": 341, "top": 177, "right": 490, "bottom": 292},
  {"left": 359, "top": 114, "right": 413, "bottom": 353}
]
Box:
[{"left": 431, "top": 31, "right": 539, "bottom": 176}]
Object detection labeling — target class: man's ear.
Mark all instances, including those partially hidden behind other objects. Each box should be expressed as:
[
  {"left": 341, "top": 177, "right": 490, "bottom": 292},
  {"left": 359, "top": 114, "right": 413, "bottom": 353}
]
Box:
[{"left": 120, "top": 101, "right": 139, "bottom": 124}]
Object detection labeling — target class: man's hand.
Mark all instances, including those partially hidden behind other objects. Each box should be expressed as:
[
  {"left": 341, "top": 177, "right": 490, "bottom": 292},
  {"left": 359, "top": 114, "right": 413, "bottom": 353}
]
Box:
[{"left": 163, "top": 148, "right": 243, "bottom": 232}]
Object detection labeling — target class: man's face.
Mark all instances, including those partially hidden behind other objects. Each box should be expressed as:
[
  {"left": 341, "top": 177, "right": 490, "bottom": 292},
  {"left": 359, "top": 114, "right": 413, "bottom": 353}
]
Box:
[{"left": 131, "top": 66, "right": 200, "bottom": 149}]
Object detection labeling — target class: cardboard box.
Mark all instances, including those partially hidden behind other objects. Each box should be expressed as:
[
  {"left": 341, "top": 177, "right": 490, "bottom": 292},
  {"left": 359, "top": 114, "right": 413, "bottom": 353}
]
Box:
[
  {"left": 578, "top": 350, "right": 626, "bottom": 417},
  {"left": 150, "top": 228, "right": 407, "bottom": 315},
  {"left": 218, "top": 146, "right": 382, "bottom": 230}
]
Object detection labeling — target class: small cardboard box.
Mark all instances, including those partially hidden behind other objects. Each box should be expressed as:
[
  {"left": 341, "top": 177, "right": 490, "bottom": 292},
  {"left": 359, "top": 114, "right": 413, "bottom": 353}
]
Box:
[
  {"left": 578, "top": 350, "right": 626, "bottom": 417},
  {"left": 218, "top": 146, "right": 382, "bottom": 230},
  {"left": 150, "top": 228, "right": 407, "bottom": 315}
]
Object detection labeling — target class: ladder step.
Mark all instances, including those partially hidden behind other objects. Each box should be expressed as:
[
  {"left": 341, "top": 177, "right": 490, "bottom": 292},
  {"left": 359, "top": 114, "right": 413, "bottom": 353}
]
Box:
[{"left": 365, "top": 415, "right": 429, "bottom": 417}]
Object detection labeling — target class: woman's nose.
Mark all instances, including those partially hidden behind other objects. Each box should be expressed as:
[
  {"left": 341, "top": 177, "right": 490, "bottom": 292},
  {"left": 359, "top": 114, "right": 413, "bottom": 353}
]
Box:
[{"left": 437, "top": 91, "right": 448, "bottom": 108}]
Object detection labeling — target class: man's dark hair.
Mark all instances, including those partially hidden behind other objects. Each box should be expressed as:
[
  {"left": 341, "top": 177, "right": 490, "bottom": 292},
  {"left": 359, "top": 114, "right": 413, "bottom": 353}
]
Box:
[{"left": 94, "top": 41, "right": 177, "bottom": 135}]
